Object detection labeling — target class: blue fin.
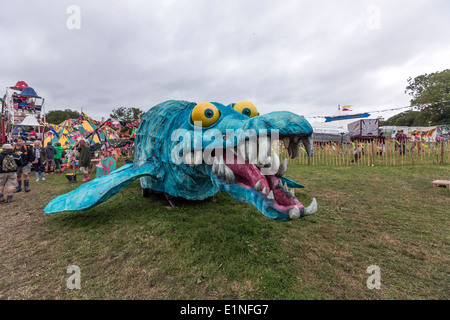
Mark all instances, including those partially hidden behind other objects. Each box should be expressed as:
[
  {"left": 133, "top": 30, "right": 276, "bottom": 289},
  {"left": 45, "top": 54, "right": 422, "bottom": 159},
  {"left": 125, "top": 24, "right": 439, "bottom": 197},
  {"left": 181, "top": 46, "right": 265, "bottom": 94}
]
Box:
[
  {"left": 44, "top": 161, "right": 160, "bottom": 214},
  {"left": 281, "top": 176, "right": 305, "bottom": 189}
]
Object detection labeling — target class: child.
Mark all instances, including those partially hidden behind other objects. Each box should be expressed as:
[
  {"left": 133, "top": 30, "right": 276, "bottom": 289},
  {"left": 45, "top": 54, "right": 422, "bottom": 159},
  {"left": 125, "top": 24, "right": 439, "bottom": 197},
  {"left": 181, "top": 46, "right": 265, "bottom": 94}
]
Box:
[
  {"left": 32, "top": 141, "right": 47, "bottom": 181},
  {"left": 54, "top": 142, "right": 64, "bottom": 173}
]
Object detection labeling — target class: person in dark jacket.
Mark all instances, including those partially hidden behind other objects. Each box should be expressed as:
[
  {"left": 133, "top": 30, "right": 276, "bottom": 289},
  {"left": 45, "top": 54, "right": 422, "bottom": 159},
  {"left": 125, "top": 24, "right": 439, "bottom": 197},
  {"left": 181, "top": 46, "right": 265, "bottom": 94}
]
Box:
[
  {"left": 32, "top": 140, "right": 47, "bottom": 181},
  {"left": 45, "top": 142, "right": 57, "bottom": 173},
  {"left": 12, "top": 138, "right": 32, "bottom": 193},
  {"left": 1, "top": 144, "right": 22, "bottom": 203},
  {"left": 78, "top": 140, "right": 91, "bottom": 182}
]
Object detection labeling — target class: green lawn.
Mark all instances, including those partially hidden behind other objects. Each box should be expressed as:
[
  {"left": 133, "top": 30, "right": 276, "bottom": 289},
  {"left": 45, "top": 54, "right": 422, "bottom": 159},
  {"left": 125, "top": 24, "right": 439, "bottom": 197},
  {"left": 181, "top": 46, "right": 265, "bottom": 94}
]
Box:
[{"left": 1, "top": 163, "right": 448, "bottom": 299}]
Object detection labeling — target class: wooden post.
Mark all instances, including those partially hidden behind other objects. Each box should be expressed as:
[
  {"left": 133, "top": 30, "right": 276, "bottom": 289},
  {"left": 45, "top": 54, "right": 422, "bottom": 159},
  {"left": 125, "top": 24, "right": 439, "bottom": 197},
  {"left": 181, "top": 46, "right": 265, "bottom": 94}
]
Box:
[
  {"left": 393, "top": 141, "right": 396, "bottom": 166},
  {"left": 371, "top": 140, "right": 374, "bottom": 166}
]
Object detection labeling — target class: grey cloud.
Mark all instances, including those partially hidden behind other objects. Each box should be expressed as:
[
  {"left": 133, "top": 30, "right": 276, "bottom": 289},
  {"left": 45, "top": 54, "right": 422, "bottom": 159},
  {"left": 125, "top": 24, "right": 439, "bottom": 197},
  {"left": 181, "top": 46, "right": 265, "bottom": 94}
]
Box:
[{"left": 1, "top": 0, "right": 449, "bottom": 121}]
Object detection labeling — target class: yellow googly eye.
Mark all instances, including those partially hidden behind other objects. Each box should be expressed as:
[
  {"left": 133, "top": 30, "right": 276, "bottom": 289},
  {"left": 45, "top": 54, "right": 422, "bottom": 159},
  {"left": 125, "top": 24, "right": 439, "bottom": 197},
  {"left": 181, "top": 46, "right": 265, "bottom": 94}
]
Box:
[
  {"left": 191, "top": 102, "right": 220, "bottom": 127},
  {"left": 233, "top": 101, "right": 258, "bottom": 118}
]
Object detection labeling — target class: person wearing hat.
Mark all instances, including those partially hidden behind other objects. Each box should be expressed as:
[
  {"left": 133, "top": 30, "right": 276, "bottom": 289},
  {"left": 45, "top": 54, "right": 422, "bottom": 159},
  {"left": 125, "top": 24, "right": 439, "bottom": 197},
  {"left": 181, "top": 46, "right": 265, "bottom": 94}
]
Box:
[
  {"left": 77, "top": 140, "right": 91, "bottom": 182},
  {"left": 12, "top": 137, "right": 32, "bottom": 193},
  {"left": 0, "top": 144, "right": 22, "bottom": 203}
]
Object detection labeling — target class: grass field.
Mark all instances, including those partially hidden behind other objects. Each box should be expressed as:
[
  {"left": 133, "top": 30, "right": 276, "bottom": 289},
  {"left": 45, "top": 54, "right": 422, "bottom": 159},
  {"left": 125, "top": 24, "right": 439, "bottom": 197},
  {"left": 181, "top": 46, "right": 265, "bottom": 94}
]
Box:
[{"left": 0, "top": 162, "right": 449, "bottom": 299}]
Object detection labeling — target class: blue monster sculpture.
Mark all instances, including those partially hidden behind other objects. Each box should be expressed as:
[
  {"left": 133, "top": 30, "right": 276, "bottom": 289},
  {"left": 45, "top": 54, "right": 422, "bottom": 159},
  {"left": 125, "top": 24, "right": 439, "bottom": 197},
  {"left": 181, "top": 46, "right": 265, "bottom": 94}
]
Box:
[{"left": 44, "top": 100, "right": 317, "bottom": 221}]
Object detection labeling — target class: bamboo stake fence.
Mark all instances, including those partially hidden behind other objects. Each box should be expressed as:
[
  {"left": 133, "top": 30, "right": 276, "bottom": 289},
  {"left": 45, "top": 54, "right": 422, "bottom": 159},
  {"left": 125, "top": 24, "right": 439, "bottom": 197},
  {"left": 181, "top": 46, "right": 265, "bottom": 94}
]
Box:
[{"left": 279, "top": 140, "right": 449, "bottom": 166}]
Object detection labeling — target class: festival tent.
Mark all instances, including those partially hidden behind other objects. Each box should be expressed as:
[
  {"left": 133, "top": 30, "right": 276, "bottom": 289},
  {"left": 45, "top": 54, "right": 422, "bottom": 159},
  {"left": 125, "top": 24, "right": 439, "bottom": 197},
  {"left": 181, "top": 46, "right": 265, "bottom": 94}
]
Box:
[
  {"left": 78, "top": 120, "right": 98, "bottom": 134},
  {"left": 59, "top": 119, "right": 78, "bottom": 128},
  {"left": 86, "top": 127, "right": 120, "bottom": 144},
  {"left": 54, "top": 124, "right": 74, "bottom": 135},
  {"left": 20, "top": 115, "right": 43, "bottom": 127},
  {"left": 311, "top": 122, "right": 350, "bottom": 143},
  {"left": 44, "top": 117, "right": 123, "bottom": 148},
  {"left": 10, "top": 81, "right": 29, "bottom": 91},
  {"left": 19, "top": 87, "right": 41, "bottom": 98},
  {"left": 43, "top": 133, "right": 76, "bottom": 147},
  {"left": 74, "top": 120, "right": 120, "bottom": 143}
]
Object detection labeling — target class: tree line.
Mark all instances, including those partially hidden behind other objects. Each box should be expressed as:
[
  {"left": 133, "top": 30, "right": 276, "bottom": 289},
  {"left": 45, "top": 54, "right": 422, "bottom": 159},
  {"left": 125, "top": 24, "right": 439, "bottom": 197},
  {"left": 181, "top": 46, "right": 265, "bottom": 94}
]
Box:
[
  {"left": 381, "top": 69, "right": 450, "bottom": 127},
  {"left": 44, "top": 107, "right": 144, "bottom": 126}
]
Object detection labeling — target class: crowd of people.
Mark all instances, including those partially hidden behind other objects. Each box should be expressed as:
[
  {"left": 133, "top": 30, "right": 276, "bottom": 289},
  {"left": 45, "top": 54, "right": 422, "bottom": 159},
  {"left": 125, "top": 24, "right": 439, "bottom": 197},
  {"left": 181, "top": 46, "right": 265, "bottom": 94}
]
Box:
[{"left": 0, "top": 137, "right": 91, "bottom": 203}]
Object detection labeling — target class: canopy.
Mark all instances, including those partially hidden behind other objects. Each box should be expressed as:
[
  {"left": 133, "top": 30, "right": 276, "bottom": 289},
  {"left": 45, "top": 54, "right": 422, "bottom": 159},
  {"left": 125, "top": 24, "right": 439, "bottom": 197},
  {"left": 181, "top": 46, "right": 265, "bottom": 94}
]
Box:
[
  {"left": 44, "top": 133, "right": 76, "bottom": 148},
  {"left": 20, "top": 115, "right": 43, "bottom": 127},
  {"left": 59, "top": 119, "right": 79, "bottom": 128},
  {"left": 87, "top": 128, "right": 120, "bottom": 144},
  {"left": 78, "top": 120, "right": 98, "bottom": 134},
  {"left": 19, "top": 87, "right": 41, "bottom": 98},
  {"left": 10, "top": 81, "right": 29, "bottom": 91}
]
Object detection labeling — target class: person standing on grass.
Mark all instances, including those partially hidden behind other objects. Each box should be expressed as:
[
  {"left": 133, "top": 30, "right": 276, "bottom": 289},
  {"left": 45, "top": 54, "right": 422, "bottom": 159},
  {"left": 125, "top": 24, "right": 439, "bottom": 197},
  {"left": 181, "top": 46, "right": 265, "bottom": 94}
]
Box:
[
  {"left": 351, "top": 143, "right": 363, "bottom": 163},
  {"left": 396, "top": 130, "right": 408, "bottom": 155},
  {"left": 377, "top": 132, "right": 386, "bottom": 156},
  {"left": 32, "top": 141, "right": 47, "bottom": 181},
  {"left": 0, "top": 144, "right": 22, "bottom": 203},
  {"left": 12, "top": 138, "right": 32, "bottom": 193},
  {"left": 54, "top": 142, "right": 64, "bottom": 173},
  {"left": 44, "top": 142, "right": 56, "bottom": 173},
  {"left": 78, "top": 140, "right": 91, "bottom": 182}
]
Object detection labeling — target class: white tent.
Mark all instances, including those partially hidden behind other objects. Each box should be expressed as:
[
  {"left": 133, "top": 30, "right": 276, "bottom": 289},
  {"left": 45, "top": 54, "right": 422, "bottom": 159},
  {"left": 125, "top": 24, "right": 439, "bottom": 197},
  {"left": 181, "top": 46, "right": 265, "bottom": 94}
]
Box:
[
  {"left": 311, "top": 121, "right": 350, "bottom": 142},
  {"left": 20, "top": 115, "right": 42, "bottom": 127}
]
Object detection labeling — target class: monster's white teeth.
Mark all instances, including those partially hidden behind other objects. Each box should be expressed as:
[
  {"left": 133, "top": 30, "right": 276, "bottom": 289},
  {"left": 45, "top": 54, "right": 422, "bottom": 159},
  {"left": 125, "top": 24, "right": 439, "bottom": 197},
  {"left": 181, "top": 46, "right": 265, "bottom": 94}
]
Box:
[
  {"left": 301, "top": 135, "right": 314, "bottom": 156},
  {"left": 304, "top": 198, "right": 317, "bottom": 216},
  {"left": 224, "top": 165, "right": 235, "bottom": 184},
  {"left": 276, "top": 158, "right": 287, "bottom": 177},
  {"left": 281, "top": 135, "right": 314, "bottom": 159},
  {"left": 288, "top": 188, "right": 295, "bottom": 198},
  {"left": 267, "top": 190, "right": 275, "bottom": 200},
  {"left": 215, "top": 157, "right": 235, "bottom": 183},
  {"left": 262, "top": 186, "right": 268, "bottom": 196},
  {"left": 289, "top": 206, "right": 300, "bottom": 220},
  {"left": 276, "top": 178, "right": 283, "bottom": 189},
  {"left": 267, "top": 152, "right": 280, "bottom": 173},
  {"left": 258, "top": 136, "right": 272, "bottom": 164},
  {"left": 282, "top": 182, "right": 289, "bottom": 193},
  {"left": 254, "top": 180, "right": 262, "bottom": 191},
  {"left": 236, "top": 136, "right": 272, "bottom": 164}
]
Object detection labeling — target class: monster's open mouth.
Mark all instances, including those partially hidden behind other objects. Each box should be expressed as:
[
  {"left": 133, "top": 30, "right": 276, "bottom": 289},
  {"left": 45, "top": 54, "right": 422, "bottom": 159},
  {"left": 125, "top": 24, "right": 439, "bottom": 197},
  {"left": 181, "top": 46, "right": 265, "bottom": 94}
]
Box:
[{"left": 208, "top": 134, "right": 317, "bottom": 221}]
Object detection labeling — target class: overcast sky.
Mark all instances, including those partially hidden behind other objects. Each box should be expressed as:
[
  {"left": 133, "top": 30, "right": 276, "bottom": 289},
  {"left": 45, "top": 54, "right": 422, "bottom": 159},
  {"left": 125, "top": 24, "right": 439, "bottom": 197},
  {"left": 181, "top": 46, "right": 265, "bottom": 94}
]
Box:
[{"left": 1, "top": 0, "right": 449, "bottom": 121}]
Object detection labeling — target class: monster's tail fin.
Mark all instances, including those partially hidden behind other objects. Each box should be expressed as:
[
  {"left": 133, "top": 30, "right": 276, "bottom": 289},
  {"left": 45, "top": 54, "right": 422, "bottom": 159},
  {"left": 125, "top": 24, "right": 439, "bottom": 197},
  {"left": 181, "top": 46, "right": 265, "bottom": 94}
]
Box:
[{"left": 44, "top": 161, "right": 160, "bottom": 214}]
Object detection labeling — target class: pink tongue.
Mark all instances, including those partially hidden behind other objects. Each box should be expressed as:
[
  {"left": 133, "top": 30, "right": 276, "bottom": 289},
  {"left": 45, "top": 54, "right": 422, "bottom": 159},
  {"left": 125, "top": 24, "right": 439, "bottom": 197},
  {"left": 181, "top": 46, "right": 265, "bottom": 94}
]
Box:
[
  {"left": 222, "top": 152, "right": 304, "bottom": 210},
  {"left": 224, "top": 153, "right": 270, "bottom": 193}
]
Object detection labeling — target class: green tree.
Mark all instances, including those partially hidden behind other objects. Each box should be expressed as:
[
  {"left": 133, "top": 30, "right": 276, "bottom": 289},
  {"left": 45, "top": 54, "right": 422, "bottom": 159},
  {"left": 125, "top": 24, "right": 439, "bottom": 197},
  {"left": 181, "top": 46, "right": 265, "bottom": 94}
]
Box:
[
  {"left": 405, "top": 69, "right": 450, "bottom": 125},
  {"left": 45, "top": 109, "right": 80, "bottom": 125},
  {"left": 110, "top": 107, "right": 144, "bottom": 125}
]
